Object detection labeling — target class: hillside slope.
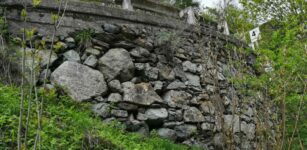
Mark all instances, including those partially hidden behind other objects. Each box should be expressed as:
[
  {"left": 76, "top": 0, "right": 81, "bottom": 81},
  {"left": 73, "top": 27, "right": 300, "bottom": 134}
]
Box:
[{"left": 0, "top": 84, "right": 197, "bottom": 150}]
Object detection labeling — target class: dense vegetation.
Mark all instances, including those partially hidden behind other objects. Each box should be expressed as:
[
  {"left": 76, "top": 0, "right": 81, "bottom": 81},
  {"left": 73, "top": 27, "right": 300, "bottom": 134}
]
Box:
[
  {"left": 250, "top": 17, "right": 306, "bottom": 150},
  {"left": 0, "top": 84, "right": 197, "bottom": 150},
  {"left": 227, "top": 1, "right": 306, "bottom": 149},
  {"left": 199, "top": 0, "right": 306, "bottom": 149}
]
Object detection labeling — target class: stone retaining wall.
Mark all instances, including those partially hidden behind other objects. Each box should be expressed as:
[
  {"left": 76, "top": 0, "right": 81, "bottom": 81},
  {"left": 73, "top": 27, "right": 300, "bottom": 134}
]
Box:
[
  {"left": 0, "top": 1, "right": 278, "bottom": 149},
  {"left": 0, "top": 0, "right": 245, "bottom": 47}
]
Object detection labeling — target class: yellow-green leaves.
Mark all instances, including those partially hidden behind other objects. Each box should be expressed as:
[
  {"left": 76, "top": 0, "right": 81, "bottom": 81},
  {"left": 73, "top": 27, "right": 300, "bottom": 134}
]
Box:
[
  {"left": 25, "top": 28, "right": 36, "bottom": 40},
  {"left": 54, "top": 41, "right": 63, "bottom": 51},
  {"left": 51, "top": 13, "right": 59, "bottom": 24},
  {"left": 32, "top": 0, "right": 41, "bottom": 7},
  {"left": 21, "top": 9, "right": 27, "bottom": 21}
]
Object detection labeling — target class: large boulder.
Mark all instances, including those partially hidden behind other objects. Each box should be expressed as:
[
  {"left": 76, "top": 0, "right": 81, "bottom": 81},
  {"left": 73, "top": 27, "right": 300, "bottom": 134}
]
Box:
[
  {"left": 122, "top": 82, "right": 163, "bottom": 106},
  {"left": 51, "top": 61, "right": 108, "bottom": 102},
  {"left": 98, "top": 48, "right": 134, "bottom": 82}
]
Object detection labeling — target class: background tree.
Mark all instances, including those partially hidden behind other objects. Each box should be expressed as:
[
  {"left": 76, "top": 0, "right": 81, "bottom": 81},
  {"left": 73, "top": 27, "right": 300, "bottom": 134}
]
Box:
[
  {"left": 223, "top": 1, "right": 307, "bottom": 149},
  {"left": 240, "top": 0, "right": 306, "bottom": 23}
]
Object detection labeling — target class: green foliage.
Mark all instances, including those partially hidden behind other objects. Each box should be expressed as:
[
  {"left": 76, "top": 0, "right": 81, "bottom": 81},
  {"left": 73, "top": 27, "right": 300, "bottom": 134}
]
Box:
[
  {"left": 0, "top": 17, "right": 8, "bottom": 39},
  {"left": 240, "top": 0, "right": 306, "bottom": 23},
  {"left": 200, "top": 4, "right": 254, "bottom": 41},
  {"left": 217, "top": 1, "right": 306, "bottom": 148},
  {"left": 51, "top": 13, "right": 59, "bottom": 24},
  {"left": 32, "top": 0, "right": 42, "bottom": 7},
  {"left": 0, "top": 84, "right": 196, "bottom": 150},
  {"left": 225, "top": 5, "right": 254, "bottom": 40},
  {"left": 230, "top": 11, "right": 306, "bottom": 149},
  {"left": 256, "top": 18, "right": 306, "bottom": 149},
  {"left": 21, "top": 9, "right": 27, "bottom": 21},
  {"left": 73, "top": 28, "right": 96, "bottom": 48}
]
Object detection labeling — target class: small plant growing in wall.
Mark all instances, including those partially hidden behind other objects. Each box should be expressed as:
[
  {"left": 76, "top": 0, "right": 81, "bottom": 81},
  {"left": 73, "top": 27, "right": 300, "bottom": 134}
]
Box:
[{"left": 73, "top": 28, "right": 96, "bottom": 51}]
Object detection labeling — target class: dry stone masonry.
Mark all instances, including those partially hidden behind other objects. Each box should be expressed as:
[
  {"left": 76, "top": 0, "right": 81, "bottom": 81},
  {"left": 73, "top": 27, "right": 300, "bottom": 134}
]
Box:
[{"left": 0, "top": 0, "right": 279, "bottom": 149}]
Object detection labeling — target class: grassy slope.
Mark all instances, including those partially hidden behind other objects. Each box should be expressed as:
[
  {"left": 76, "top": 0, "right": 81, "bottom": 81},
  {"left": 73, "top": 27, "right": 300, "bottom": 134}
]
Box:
[{"left": 0, "top": 84, "right": 197, "bottom": 150}]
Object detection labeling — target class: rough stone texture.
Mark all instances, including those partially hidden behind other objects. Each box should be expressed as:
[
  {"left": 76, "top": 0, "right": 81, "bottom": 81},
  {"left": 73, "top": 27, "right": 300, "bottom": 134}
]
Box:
[
  {"left": 163, "top": 90, "right": 191, "bottom": 108},
  {"left": 166, "top": 81, "right": 186, "bottom": 90},
  {"left": 182, "top": 61, "right": 202, "bottom": 74},
  {"left": 51, "top": 61, "right": 108, "bottom": 101},
  {"left": 1, "top": 3, "right": 278, "bottom": 147},
  {"left": 107, "top": 93, "right": 122, "bottom": 103},
  {"left": 92, "top": 103, "right": 111, "bottom": 118},
  {"left": 39, "top": 69, "right": 51, "bottom": 83},
  {"left": 200, "top": 101, "right": 215, "bottom": 115},
  {"left": 85, "top": 48, "right": 101, "bottom": 56},
  {"left": 153, "top": 81, "right": 163, "bottom": 92},
  {"left": 108, "top": 80, "right": 122, "bottom": 93},
  {"left": 122, "top": 82, "right": 163, "bottom": 106},
  {"left": 111, "top": 109, "right": 128, "bottom": 118},
  {"left": 130, "top": 47, "right": 151, "bottom": 58},
  {"left": 98, "top": 48, "right": 135, "bottom": 82},
  {"left": 103, "top": 23, "right": 121, "bottom": 34},
  {"left": 158, "top": 63, "right": 176, "bottom": 81},
  {"left": 168, "top": 109, "right": 183, "bottom": 121},
  {"left": 223, "top": 115, "right": 240, "bottom": 133},
  {"left": 118, "top": 102, "right": 138, "bottom": 111},
  {"left": 63, "top": 50, "right": 81, "bottom": 62},
  {"left": 201, "top": 122, "right": 214, "bottom": 131},
  {"left": 241, "top": 121, "right": 256, "bottom": 140},
  {"left": 157, "top": 128, "right": 177, "bottom": 141},
  {"left": 83, "top": 55, "right": 98, "bottom": 67},
  {"left": 145, "top": 108, "right": 168, "bottom": 120},
  {"left": 175, "top": 125, "right": 197, "bottom": 140},
  {"left": 144, "top": 64, "right": 159, "bottom": 80},
  {"left": 185, "top": 73, "right": 201, "bottom": 88},
  {"left": 38, "top": 50, "right": 58, "bottom": 68},
  {"left": 183, "top": 107, "right": 205, "bottom": 123},
  {"left": 137, "top": 112, "right": 148, "bottom": 121}
]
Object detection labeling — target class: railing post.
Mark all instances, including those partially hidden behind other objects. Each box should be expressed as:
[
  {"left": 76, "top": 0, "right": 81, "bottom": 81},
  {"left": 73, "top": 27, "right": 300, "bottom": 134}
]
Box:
[
  {"left": 179, "top": 6, "right": 197, "bottom": 25},
  {"left": 122, "top": 0, "right": 133, "bottom": 11}
]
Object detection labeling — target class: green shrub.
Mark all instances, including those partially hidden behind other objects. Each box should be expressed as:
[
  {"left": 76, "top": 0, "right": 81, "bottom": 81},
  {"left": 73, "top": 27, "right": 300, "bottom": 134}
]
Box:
[{"left": 0, "top": 84, "right": 197, "bottom": 150}]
